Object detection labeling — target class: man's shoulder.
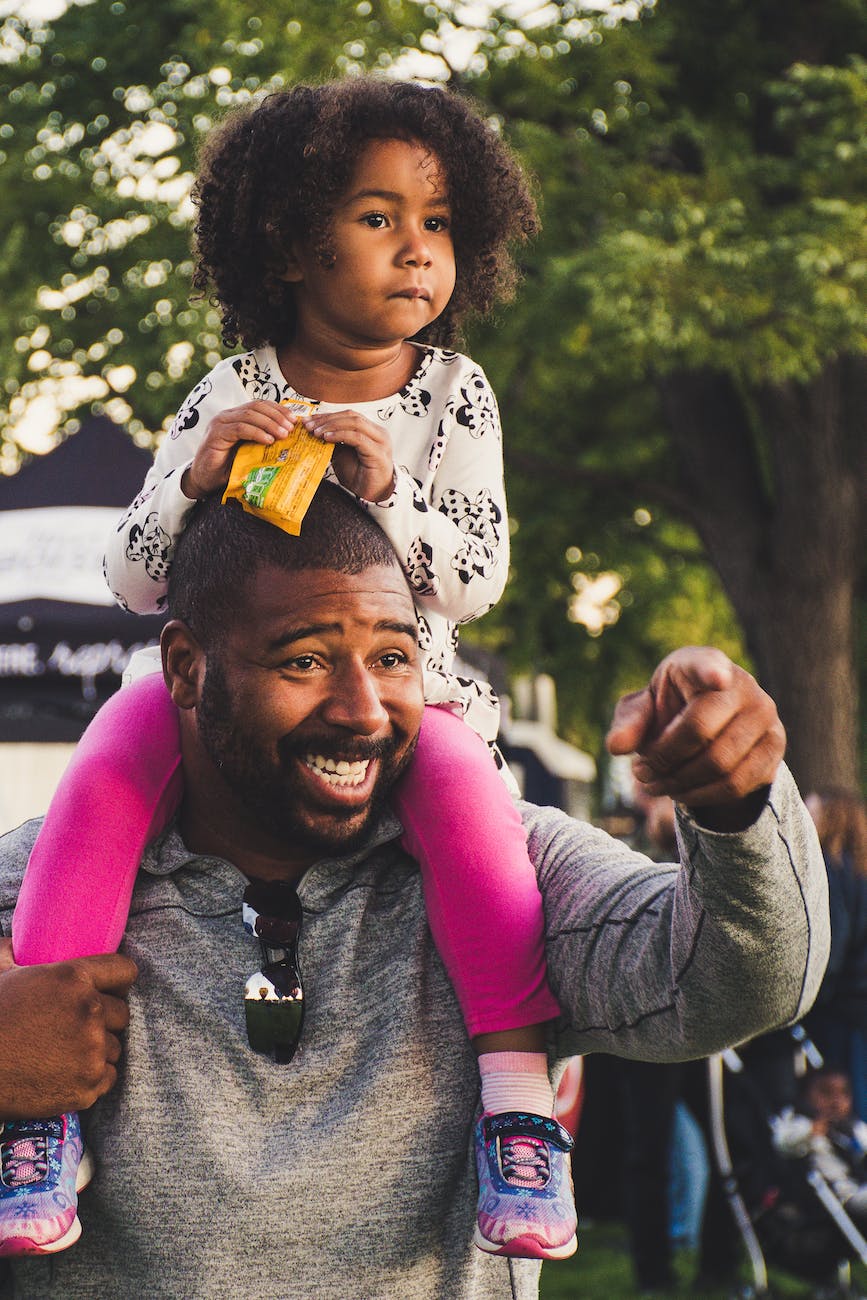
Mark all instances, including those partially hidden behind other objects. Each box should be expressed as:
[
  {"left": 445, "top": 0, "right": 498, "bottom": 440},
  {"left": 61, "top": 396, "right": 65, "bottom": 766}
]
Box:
[
  {"left": 0, "top": 818, "right": 42, "bottom": 916},
  {"left": 519, "top": 800, "right": 597, "bottom": 858},
  {"left": 519, "top": 799, "right": 569, "bottom": 833},
  {"left": 518, "top": 798, "right": 643, "bottom": 883}
]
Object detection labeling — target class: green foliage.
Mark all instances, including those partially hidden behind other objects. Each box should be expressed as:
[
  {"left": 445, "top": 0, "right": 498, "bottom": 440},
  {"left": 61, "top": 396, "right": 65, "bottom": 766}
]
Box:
[
  {"left": 474, "top": 5, "right": 867, "bottom": 390},
  {"left": 0, "top": 0, "right": 435, "bottom": 461},
  {"left": 462, "top": 0, "right": 867, "bottom": 772},
  {"left": 2, "top": 0, "right": 864, "bottom": 772}
]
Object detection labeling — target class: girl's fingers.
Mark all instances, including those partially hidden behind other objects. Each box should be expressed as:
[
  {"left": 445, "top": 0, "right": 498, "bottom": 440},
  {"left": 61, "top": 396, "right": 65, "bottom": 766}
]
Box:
[
  {"left": 211, "top": 402, "right": 297, "bottom": 445},
  {"left": 302, "top": 413, "right": 390, "bottom": 451}
]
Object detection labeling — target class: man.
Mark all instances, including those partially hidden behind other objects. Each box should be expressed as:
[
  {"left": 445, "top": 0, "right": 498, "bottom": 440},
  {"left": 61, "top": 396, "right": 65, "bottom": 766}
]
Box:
[{"left": 0, "top": 487, "right": 828, "bottom": 1298}]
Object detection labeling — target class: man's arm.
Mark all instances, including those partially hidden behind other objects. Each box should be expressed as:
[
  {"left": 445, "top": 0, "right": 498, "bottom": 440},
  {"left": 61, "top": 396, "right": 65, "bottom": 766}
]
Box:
[
  {"left": 537, "top": 647, "right": 830, "bottom": 1062},
  {"left": 0, "top": 938, "right": 137, "bottom": 1119}
]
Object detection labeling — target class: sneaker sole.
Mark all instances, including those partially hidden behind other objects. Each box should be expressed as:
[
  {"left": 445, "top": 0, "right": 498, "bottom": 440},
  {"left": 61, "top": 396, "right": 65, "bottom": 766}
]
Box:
[
  {"left": 473, "top": 1226, "right": 578, "bottom": 1260},
  {"left": 0, "top": 1216, "right": 83, "bottom": 1257},
  {"left": 0, "top": 1145, "right": 95, "bottom": 1257},
  {"left": 76, "top": 1148, "right": 95, "bottom": 1193}
]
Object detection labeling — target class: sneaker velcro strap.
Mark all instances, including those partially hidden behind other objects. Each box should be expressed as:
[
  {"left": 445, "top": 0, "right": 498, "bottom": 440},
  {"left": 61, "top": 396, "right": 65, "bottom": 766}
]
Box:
[
  {"left": 1, "top": 1119, "right": 63, "bottom": 1143},
  {"left": 483, "top": 1112, "right": 574, "bottom": 1153}
]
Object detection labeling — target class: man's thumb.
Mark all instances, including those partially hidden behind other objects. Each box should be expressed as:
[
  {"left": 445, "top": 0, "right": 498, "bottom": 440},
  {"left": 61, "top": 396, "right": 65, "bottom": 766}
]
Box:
[{"left": 606, "top": 688, "right": 654, "bottom": 756}]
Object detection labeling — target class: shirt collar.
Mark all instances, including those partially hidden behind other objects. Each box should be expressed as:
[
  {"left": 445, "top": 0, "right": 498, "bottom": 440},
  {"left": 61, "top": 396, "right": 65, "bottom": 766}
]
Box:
[{"left": 140, "top": 808, "right": 406, "bottom": 899}]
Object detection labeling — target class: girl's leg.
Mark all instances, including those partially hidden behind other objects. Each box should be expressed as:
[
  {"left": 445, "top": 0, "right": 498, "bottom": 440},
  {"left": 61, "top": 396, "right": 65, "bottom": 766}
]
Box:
[
  {"left": 393, "top": 706, "right": 576, "bottom": 1259},
  {"left": 393, "top": 704, "right": 560, "bottom": 1043},
  {"left": 12, "top": 673, "right": 182, "bottom": 964}
]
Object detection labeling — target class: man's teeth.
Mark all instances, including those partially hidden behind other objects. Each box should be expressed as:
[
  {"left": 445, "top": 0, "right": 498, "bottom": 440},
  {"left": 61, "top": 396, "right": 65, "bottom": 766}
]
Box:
[{"left": 305, "top": 754, "right": 370, "bottom": 787}]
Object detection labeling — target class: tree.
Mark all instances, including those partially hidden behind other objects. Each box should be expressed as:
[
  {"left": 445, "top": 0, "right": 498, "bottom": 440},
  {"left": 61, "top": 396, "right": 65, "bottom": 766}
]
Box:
[
  {"left": 2, "top": 0, "right": 864, "bottom": 789},
  {"left": 0, "top": 0, "right": 438, "bottom": 458},
  {"left": 462, "top": 0, "right": 867, "bottom": 790}
]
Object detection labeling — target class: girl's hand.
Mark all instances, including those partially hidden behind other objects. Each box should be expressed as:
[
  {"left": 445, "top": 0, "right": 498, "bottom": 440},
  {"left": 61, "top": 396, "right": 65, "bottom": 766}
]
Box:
[
  {"left": 302, "top": 410, "right": 395, "bottom": 503},
  {"left": 182, "top": 401, "right": 297, "bottom": 500}
]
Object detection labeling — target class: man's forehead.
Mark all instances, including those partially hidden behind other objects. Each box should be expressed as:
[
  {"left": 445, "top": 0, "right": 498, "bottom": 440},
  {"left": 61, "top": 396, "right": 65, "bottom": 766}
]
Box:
[{"left": 241, "top": 562, "right": 417, "bottom": 629}]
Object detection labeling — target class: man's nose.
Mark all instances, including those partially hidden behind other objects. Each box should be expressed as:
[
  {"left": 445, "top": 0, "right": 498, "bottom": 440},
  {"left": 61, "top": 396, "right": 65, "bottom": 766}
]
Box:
[{"left": 322, "top": 661, "right": 390, "bottom": 734}]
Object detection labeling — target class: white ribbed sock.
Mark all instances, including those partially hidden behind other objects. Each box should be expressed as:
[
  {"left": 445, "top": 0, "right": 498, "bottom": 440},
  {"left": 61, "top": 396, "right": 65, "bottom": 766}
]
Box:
[{"left": 479, "top": 1051, "right": 554, "bottom": 1117}]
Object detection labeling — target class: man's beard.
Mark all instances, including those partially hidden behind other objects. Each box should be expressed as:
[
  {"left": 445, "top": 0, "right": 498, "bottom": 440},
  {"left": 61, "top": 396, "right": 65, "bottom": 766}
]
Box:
[{"left": 196, "top": 656, "right": 416, "bottom": 857}]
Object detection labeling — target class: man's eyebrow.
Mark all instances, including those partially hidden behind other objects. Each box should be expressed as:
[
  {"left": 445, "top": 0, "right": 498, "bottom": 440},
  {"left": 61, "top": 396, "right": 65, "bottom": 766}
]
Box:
[
  {"left": 265, "top": 618, "right": 419, "bottom": 651},
  {"left": 266, "top": 623, "right": 341, "bottom": 651},
  {"left": 375, "top": 619, "right": 419, "bottom": 642}
]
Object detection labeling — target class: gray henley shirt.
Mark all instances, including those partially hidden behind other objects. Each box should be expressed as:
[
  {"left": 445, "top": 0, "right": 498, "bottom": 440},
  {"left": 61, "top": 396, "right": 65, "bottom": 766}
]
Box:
[{"left": 0, "top": 764, "right": 828, "bottom": 1298}]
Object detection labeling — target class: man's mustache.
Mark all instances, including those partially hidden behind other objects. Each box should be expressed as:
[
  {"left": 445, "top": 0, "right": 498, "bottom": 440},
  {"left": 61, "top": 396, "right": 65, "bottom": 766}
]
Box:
[{"left": 276, "top": 735, "right": 396, "bottom": 766}]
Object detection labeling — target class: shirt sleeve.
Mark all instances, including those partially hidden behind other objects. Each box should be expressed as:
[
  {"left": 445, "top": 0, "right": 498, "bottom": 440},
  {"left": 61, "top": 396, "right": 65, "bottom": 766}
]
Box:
[
  {"left": 103, "top": 365, "right": 242, "bottom": 615},
  {"left": 529, "top": 764, "right": 831, "bottom": 1063},
  {"left": 364, "top": 363, "right": 509, "bottom": 626}
]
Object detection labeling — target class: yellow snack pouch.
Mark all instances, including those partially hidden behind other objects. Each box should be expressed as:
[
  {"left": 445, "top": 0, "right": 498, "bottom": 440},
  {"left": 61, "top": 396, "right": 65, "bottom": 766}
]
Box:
[{"left": 222, "top": 398, "right": 333, "bottom": 536}]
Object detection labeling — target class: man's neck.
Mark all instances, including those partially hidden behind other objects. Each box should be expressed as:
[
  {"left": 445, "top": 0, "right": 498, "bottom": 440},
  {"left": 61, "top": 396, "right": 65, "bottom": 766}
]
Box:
[{"left": 177, "top": 791, "right": 314, "bottom": 886}]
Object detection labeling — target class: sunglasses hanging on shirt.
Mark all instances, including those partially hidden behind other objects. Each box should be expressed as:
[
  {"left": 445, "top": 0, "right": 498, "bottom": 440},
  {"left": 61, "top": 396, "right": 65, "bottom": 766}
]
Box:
[{"left": 242, "top": 879, "right": 305, "bottom": 1064}]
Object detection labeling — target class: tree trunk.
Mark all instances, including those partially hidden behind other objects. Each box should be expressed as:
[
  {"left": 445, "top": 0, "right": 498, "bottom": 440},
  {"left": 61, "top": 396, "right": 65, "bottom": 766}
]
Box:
[
  {"left": 657, "top": 357, "right": 864, "bottom": 794},
  {"left": 749, "top": 577, "right": 858, "bottom": 792}
]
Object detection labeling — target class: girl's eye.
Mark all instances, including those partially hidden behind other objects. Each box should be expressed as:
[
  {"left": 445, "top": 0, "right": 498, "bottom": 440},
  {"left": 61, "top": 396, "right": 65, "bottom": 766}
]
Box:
[
  {"left": 424, "top": 216, "right": 450, "bottom": 233},
  {"left": 362, "top": 212, "right": 388, "bottom": 229}
]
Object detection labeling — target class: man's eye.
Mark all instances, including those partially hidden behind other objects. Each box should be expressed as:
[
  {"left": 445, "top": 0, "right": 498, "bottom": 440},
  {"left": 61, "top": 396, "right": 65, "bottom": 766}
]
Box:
[
  {"left": 286, "top": 654, "right": 317, "bottom": 671},
  {"left": 379, "top": 651, "right": 408, "bottom": 670}
]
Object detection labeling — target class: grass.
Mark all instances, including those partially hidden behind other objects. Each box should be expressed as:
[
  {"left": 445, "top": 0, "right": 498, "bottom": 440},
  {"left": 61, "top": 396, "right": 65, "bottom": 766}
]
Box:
[{"left": 539, "top": 1220, "right": 867, "bottom": 1299}]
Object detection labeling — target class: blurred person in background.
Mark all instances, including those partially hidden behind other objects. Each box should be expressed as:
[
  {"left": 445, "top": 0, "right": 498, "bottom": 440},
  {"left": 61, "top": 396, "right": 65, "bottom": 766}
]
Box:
[
  {"left": 803, "top": 789, "right": 867, "bottom": 1122},
  {"left": 614, "top": 788, "right": 744, "bottom": 1294}
]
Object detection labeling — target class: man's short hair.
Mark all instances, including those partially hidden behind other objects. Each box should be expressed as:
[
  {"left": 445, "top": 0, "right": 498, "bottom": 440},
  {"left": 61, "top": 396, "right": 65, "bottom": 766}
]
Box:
[{"left": 167, "top": 483, "right": 404, "bottom": 647}]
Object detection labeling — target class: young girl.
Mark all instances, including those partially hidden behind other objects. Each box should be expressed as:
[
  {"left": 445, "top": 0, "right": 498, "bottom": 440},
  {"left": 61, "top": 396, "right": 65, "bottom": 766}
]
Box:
[{"left": 2, "top": 77, "right": 577, "bottom": 1262}]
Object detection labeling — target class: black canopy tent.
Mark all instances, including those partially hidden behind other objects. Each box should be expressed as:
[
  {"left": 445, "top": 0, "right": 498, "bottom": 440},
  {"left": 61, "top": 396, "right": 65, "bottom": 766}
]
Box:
[{"left": 0, "top": 418, "right": 165, "bottom": 741}]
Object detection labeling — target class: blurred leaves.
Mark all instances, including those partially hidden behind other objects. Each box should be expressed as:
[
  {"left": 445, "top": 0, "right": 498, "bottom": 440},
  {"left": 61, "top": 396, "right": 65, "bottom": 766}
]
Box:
[{"left": 1, "top": 0, "right": 865, "bottom": 781}]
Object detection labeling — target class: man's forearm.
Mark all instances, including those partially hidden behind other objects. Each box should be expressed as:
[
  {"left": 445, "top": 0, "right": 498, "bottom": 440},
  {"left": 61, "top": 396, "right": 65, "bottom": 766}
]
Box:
[{"left": 532, "top": 765, "right": 829, "bottom": 1063}]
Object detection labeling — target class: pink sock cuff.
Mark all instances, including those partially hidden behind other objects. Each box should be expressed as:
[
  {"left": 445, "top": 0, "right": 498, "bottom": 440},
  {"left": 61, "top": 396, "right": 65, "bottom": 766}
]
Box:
[{"left": 478, "top": 1051, "right": 549, "bottom": 1076}]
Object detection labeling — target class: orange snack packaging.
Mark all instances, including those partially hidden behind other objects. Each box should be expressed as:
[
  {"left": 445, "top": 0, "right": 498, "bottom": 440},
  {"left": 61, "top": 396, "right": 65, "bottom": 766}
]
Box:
[{"left": 222, "top": 398, "right": 333, "bottom": 535}]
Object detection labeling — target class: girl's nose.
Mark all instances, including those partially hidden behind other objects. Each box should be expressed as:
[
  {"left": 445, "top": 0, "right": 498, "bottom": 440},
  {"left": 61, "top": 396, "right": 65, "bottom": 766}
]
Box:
[
  {"left": 322, "top": 661, "right": 390, "bottom": 736},
  {"left": 399, "top": 227, "right": 433, "bottom": 268}
]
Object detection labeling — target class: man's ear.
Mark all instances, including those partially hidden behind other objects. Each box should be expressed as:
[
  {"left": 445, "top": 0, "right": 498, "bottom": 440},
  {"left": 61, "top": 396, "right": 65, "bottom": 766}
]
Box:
[{"left": 161, "top": 620, "right": 205, "bottom": 710}]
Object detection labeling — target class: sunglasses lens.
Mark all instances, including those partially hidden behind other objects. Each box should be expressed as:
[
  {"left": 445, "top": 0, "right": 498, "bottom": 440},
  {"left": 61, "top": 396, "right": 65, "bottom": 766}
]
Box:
[
  {"left": 243, "top": 881, "right": 305, "bottom": 1063},
  {"left": 244, "top": 965, "right": 304, "bottom": 1063},
  {"left": 252, "top": 914, "right": 300, "bottom": 947}
]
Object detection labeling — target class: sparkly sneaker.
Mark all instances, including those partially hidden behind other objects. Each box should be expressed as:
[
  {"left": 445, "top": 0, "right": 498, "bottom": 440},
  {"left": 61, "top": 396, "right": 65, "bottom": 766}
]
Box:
[
  {"left": 474, "top": 1111, "right": 578, "bottom": 1260},
  {"left": 0, "top": 1113, "right": 94, "bottom": 1256}
]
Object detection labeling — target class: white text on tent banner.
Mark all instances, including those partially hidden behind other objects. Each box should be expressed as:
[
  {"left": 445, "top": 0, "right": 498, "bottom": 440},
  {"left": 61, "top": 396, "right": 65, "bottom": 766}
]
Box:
[{"left": 0, "top": 506, "right": 121, "bottom": 606}]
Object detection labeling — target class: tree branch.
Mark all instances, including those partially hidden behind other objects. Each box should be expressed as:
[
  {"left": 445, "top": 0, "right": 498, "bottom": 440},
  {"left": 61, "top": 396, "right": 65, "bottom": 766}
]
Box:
[{"left": 503, "top": 446, "right": 699, "bottom": 522}]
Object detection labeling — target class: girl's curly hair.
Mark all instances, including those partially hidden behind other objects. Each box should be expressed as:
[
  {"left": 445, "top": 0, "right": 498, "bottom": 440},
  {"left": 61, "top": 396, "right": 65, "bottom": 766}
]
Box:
[{"left": 191, "top": 76, "right": 539, "bottom": 350}]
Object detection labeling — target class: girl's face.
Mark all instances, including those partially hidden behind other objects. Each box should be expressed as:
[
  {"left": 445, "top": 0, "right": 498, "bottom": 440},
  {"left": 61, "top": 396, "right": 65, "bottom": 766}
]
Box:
[{"left": 284, "top": 138, "right": 456, "bottom": 350}]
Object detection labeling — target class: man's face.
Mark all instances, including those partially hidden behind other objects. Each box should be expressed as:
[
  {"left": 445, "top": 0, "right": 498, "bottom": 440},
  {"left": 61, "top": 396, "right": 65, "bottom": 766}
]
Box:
[{"left": 186, "top": 562, "right": 425, "bottom": 869}]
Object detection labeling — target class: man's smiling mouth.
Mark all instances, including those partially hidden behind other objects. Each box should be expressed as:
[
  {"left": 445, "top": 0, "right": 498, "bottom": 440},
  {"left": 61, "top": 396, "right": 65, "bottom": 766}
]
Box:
[{"left": 304, "top": 754, "right": 371, "bottom": 787}]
